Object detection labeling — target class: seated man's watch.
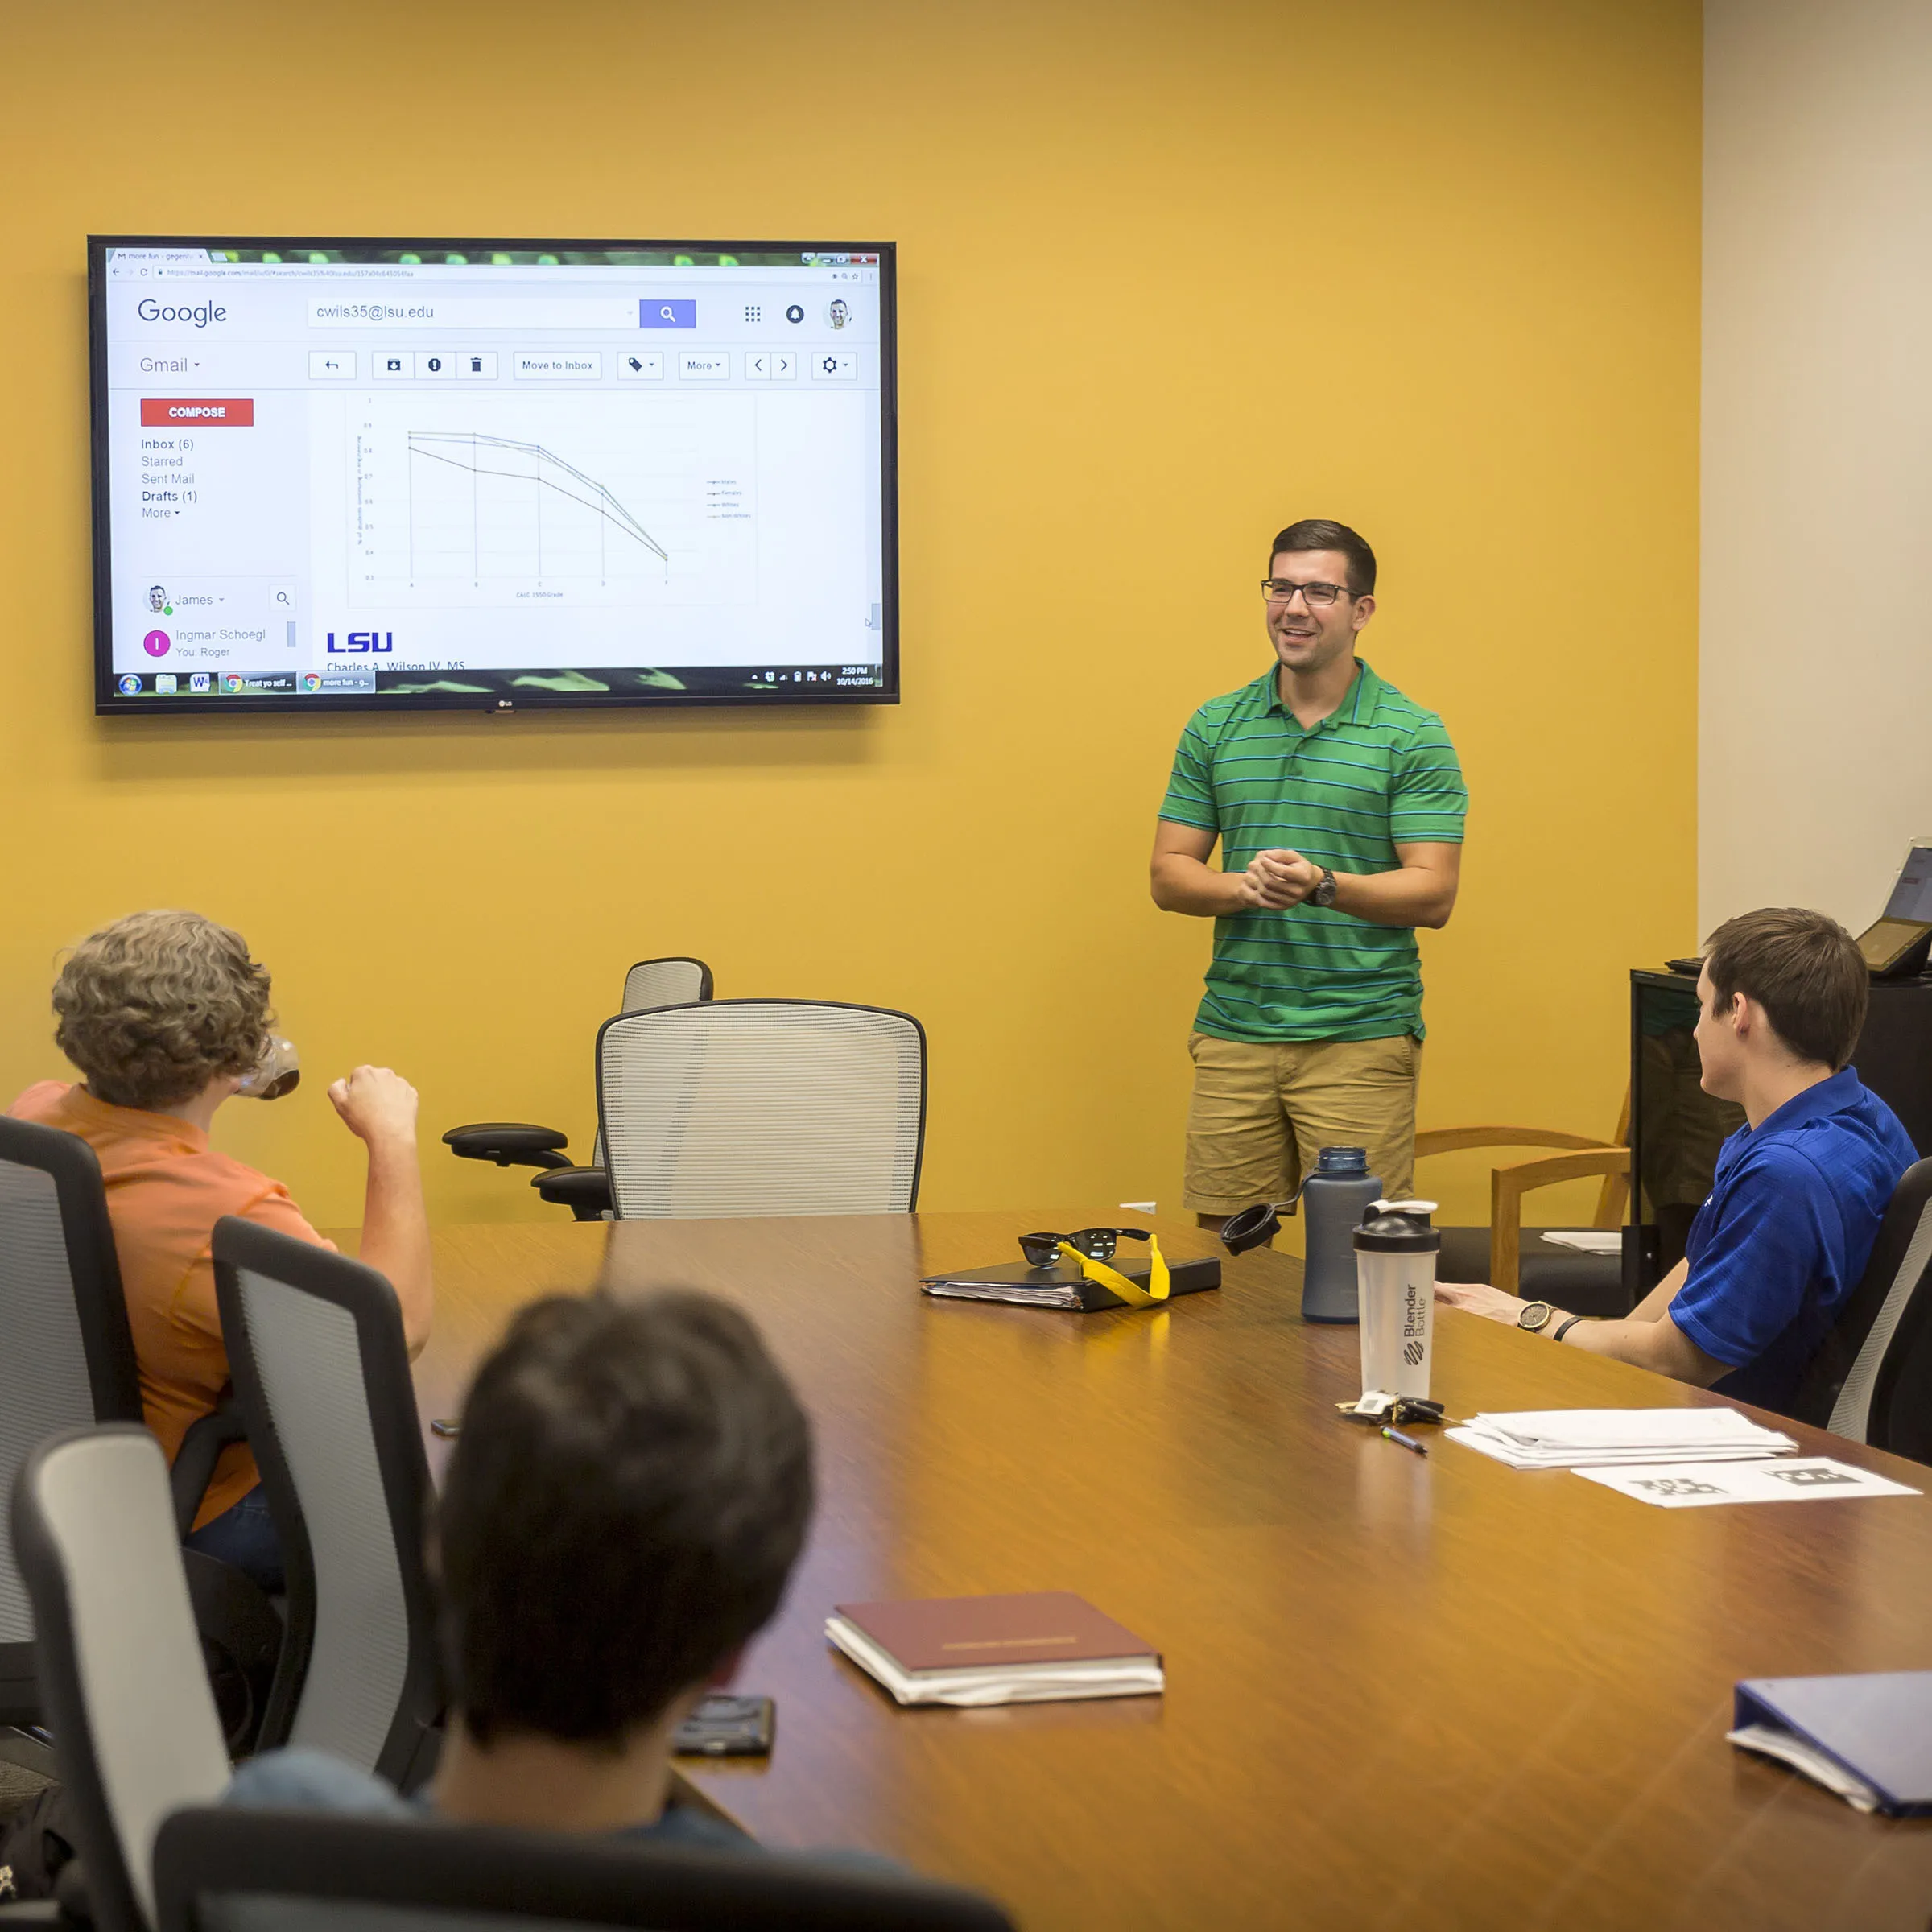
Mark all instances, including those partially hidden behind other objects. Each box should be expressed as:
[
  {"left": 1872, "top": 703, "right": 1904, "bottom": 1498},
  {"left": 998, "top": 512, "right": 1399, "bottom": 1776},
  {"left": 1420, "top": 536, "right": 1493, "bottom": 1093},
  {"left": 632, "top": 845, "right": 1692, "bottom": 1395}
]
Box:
[
  {"left": 1517, "top": 1300, "right": 1555, "bottom": 1333},
  {"left": 1310, "top": 866, "right": 1339, "bottom": 908}
]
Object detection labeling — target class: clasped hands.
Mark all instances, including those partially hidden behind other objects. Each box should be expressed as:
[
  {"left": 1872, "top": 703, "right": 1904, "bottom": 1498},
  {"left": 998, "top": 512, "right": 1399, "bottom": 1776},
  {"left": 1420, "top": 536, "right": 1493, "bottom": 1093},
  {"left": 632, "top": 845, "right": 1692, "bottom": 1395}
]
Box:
[{"left": 1237, "top": 848, "right": 1325, "bottom": 910}]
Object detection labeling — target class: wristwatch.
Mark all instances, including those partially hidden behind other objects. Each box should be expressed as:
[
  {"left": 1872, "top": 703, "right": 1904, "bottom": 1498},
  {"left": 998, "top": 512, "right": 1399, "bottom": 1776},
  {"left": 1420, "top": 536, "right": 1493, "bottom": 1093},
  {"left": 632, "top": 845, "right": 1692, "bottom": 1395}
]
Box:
[
  {"left": 1517, "top": 1300, "right": 1555, "bottom": 1333},
  {"left": 1310, "top": 866, "right": 1339, "bottom": 908}
]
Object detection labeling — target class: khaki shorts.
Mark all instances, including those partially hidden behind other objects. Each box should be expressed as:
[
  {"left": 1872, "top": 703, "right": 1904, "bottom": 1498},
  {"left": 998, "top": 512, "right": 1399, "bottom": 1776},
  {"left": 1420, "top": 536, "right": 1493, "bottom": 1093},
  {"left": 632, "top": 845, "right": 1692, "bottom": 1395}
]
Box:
[{"left": 1183, "top": 1032, "right": 1422, "bottom": 1215}]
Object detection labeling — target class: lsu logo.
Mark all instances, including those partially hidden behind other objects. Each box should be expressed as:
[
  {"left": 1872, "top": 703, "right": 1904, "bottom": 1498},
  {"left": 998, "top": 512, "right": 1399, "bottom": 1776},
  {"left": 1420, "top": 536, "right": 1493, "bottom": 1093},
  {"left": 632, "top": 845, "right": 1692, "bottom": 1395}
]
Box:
[{"left": 325, "top": 631, "right": 395, "bottom": 654}]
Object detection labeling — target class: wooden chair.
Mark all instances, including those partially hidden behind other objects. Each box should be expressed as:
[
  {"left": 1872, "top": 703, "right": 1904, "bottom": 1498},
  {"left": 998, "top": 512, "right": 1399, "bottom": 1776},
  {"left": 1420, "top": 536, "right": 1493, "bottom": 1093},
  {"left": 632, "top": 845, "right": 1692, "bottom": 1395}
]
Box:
[{"left": 1418, "top": 1091, "right": 1630, "bottom": 1303}]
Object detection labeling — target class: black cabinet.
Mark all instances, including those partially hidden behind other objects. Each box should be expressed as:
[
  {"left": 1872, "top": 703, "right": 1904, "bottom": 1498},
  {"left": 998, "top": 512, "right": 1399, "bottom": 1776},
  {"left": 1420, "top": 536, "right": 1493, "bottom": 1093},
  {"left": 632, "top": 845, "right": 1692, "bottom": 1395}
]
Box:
[{"left": 1627, "top": 968, "right": 1932, "bottom": 1294}]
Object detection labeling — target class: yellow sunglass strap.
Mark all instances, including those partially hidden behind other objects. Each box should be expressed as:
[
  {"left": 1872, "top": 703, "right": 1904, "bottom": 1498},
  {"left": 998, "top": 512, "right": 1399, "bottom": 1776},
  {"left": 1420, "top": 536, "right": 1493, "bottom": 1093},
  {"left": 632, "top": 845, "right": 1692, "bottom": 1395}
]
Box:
[{"left": 1056, "top": 1235, "right": 1170, "bottom": 1307}]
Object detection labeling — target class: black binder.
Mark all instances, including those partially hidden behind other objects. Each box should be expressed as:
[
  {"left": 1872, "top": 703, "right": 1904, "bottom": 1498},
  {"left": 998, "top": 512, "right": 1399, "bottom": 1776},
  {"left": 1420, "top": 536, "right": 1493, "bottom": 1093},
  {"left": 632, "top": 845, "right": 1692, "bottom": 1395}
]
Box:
[{"left": 919, "top": 1254, "right": 1220, "bottom": 1312}]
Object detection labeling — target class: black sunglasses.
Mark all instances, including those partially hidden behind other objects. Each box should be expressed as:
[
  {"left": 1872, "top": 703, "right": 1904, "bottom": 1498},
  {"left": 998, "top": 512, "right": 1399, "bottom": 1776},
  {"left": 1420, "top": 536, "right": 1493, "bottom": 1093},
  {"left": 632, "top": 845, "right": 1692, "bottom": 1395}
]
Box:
[{"left": 1018, "top": 1226, "right": 1151, "bottom": 1269}]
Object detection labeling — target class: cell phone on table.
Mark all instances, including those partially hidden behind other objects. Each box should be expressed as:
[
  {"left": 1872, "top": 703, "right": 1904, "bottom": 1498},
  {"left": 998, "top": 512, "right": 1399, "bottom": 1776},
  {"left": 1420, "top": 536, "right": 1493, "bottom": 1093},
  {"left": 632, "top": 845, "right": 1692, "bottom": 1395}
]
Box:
[{"left": 673, "top": 1693, "right": 775, "bottom": 1757}]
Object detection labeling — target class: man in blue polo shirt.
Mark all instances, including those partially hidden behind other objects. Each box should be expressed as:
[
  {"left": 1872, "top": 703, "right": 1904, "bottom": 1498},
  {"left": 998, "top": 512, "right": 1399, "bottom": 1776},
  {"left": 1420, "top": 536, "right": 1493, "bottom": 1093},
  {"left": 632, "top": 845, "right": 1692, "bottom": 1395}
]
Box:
[{"left": 1437, "top": 907, "right": 1916, "bottom": 1417}]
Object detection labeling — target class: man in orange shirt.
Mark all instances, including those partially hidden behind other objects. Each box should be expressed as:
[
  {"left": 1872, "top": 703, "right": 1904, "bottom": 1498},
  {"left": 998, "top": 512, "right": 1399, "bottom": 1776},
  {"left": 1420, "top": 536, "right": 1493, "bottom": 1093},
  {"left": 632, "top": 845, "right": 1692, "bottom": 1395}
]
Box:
[{"left": 9, "top": 910, "right": 433, "bottom": 1590}]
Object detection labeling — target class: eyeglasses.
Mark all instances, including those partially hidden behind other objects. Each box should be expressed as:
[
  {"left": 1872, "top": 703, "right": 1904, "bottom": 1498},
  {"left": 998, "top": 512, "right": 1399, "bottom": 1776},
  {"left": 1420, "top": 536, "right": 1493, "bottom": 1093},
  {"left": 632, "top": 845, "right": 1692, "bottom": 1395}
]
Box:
[
  {"left": 1018, "top": 1226, "right": 1150, "bottom": 1269},
  {"left": 1261, "top": 579, "right": 1352, "bottom": 608},
  {"left": 1018, "top": 1228, "right": 1171, "bottom": 1307}
]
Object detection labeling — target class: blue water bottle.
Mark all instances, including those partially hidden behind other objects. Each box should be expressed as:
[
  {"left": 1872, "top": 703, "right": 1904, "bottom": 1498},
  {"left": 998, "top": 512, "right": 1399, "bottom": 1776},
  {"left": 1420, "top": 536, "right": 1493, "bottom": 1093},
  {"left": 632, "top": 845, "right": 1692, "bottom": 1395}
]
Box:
[{"left": 1301, "top": 1146, "right": 1384, "bottom": 1323}]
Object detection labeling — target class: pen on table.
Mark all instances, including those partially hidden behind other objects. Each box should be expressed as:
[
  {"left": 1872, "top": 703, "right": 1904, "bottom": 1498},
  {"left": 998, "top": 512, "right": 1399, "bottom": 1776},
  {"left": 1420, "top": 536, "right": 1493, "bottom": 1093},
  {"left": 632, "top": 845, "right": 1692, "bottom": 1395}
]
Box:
[{"left": 1380, "top": 1426, "right": 1428, "bottom": 1457}]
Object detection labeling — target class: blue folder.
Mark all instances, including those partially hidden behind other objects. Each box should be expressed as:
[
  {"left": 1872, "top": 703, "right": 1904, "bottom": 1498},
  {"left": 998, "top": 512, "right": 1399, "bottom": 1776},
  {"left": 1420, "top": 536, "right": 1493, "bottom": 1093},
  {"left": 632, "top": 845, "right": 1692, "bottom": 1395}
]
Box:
[{"left": 1732, "top": 1673, "right": 1932, "bottom": 1816}]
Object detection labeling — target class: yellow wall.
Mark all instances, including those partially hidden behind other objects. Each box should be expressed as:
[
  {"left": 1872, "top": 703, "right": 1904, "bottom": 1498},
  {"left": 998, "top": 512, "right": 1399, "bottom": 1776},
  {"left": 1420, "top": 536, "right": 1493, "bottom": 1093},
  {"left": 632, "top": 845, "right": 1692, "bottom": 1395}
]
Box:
[{"left": 0, "top": 0, "right": 1701, "bottom": 1232}]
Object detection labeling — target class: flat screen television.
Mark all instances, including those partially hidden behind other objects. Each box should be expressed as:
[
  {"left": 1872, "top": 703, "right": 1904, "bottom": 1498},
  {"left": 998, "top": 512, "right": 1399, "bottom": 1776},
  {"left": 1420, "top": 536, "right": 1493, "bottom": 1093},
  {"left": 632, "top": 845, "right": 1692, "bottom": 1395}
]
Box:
[{"left": 89, "top": 235, "right": 898, "bottom": 714}]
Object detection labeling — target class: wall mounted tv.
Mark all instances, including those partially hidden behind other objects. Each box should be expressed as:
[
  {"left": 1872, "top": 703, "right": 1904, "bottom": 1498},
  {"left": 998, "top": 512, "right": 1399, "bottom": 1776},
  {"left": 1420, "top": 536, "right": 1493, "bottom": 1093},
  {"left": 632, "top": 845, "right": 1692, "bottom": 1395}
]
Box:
[{"left": 89, "top": 235, "right": 898, "bottom": 714}]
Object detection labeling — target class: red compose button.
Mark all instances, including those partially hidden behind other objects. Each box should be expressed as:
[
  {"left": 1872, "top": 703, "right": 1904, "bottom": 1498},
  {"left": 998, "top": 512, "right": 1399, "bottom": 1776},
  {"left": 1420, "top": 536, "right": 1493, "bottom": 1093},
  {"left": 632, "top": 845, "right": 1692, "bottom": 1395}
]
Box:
[{"left": 139, "top": 398, "right": 254, "bottom": 427}]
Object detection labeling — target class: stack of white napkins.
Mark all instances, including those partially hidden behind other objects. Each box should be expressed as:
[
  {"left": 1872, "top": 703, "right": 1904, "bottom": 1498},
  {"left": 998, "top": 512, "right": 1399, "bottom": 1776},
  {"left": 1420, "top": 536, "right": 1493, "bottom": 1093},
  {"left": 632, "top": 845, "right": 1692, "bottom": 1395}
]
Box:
[{"left": 1446, "top": 1407, "right": 1798, "bottom": 1469}]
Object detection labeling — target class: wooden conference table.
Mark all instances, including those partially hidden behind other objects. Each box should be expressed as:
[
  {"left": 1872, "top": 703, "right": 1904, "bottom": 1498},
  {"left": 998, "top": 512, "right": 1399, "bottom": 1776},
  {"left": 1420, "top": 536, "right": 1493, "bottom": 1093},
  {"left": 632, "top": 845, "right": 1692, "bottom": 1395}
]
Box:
[{"left": 394, "top": 1210, "right": 1932, "bottom": 1930}]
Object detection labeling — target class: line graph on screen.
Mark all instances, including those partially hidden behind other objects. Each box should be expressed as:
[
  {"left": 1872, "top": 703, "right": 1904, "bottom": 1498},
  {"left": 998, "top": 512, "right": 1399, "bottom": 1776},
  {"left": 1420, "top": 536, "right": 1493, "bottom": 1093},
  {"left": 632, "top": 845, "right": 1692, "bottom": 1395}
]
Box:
[
  {"left": 407, "top": 431, "right": 671, "bottom": 576},
  {"left": 348, "top": 392, "right": 755, "bottom": 609}
]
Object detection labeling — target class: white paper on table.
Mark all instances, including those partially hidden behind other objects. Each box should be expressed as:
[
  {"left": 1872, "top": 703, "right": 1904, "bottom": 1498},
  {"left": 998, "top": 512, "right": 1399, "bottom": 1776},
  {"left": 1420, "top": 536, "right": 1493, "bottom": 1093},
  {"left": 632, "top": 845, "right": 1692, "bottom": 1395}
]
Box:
[
  {"left": 1574, "top": 1457, "right": 1922, "bottom": 1509},
  {"left": 1446, "top": 1407, "right": 1797, "bottom": 1469},
  {"left": 1726, "top": 1724, "right": 1880, "bottom": 1812},
  {"left": 1444, "top": 1426, "right": 1791, "bottom": 1471},
  {"left": 1469, "top": 1408, "right": 1792, "bottom": 1451},
  {"left": 1538, "top": 1231, "right": 1624, "bottom": 1255}
]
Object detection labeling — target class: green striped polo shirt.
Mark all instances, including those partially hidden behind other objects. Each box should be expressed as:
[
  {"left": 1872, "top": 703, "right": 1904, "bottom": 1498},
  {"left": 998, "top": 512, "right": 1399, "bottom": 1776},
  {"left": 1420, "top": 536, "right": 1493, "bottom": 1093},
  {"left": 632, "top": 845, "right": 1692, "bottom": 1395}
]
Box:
[{"left": 1159, "top": 658, "right": 1467, "bottom": 1043}]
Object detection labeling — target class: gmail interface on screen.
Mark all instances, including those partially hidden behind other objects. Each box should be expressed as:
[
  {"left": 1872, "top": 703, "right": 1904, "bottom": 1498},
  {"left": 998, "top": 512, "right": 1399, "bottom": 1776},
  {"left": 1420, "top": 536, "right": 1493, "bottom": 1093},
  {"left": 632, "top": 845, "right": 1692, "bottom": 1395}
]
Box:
[{"left": 94, "top": 241, "right": 893, "bottom": 708}]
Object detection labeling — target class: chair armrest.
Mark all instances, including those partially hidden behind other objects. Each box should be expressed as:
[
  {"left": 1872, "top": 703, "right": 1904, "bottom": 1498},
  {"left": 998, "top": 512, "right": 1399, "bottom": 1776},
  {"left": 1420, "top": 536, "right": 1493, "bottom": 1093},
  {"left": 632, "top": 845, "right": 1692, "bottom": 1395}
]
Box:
[
  {"left": 171, "top": 1400, "right": 252, "bottom": 1538},
  {"left": 1491, "top": 1149, "right": 1630, "bottom": 1294},
  {"left": 441, "top": 1124, "right": 574, "bottom": 1170},
  {"left": 532, "top": 1166, "right": 612, "bottom": 1221},
  {"left": 1415, "top": 1125, "right": 1613, "bottom": 1159}
]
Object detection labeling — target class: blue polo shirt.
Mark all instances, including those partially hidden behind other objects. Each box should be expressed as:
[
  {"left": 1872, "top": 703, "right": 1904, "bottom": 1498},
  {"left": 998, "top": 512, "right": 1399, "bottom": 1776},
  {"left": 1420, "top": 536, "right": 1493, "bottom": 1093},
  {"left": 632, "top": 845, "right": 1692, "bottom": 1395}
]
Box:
[{"left": 1670, "top": 1068, "right": 1917, "bottom": 1415}]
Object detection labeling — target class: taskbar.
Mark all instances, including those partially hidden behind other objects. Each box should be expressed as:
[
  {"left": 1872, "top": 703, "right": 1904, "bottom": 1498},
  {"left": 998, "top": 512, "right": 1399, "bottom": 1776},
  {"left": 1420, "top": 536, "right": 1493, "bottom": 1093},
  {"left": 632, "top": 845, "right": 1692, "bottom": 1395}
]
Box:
[{"left": 109, "top": 663, "right": 886, "bottom": 701}]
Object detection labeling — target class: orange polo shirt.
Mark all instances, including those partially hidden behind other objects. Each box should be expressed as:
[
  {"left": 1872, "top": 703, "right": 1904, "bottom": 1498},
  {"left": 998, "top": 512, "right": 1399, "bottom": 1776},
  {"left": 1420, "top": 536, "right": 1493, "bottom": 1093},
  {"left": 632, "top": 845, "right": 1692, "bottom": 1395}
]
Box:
[{"left": 8, "top": 1080, "right": 335, "bottom": 1530}]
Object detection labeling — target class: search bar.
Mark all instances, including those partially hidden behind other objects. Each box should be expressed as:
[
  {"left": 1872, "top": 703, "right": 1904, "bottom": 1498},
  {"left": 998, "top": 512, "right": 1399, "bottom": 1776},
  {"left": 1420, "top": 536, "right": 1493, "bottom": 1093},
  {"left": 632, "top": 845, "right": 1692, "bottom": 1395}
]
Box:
[
  {"left": 307, "top": 298, "right": 640, "bottom": 329},
  {"left": 639, "top": 300, "right": 697, "bottom": 328}
]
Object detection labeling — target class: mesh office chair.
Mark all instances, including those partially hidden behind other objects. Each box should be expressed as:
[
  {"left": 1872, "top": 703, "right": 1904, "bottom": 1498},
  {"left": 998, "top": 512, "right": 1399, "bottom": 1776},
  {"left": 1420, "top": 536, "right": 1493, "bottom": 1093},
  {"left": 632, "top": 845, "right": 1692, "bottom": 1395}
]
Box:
[
  {"left": 443, "top": 956, "right": 715, "bottom": 1220},
  {"left": 1791, "top": 1157, "right": 1932, "bottom": 1463},
  {"left": 212, "top": 1219, "right": 441, "bottom": 1789},
  {"left": 154, "top": 1806, "right": 1018, "bottom": 1932},
  {"left": 0, "top": 1121, "right": 135, "bottom": 1733},
  {"left": 597, "top": 1001, "right": 926, "bottom": 1219},
  {"left": 0, "top": 1119, "right": 279, "bottom": 1752},
  {"left": 11, "top": 1427, "right": 234, "bottom": 1932}
]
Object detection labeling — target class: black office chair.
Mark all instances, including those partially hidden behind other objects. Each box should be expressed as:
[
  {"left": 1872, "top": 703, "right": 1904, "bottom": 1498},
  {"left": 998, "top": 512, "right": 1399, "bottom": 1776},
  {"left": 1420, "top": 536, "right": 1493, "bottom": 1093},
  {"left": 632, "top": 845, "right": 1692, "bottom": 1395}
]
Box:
[
  {"left": 444, "top": 956, "right": 715, "bottom": 1220},
  {"left": 1423, "top": 1094, "right": 1633, "bottom": 1315},
  {"left": 213, "top": 1219, "right": 443, "bottom": 1790},
  {"left": 0, "top": 1119, "right": 281, "bottom": 1756},
  {"left": 154, "top": 1806, "right": 1018, "bottom": 1932},
  {"left": 1790, "top": 1157, "right": 1932, "bottom": 1463}
]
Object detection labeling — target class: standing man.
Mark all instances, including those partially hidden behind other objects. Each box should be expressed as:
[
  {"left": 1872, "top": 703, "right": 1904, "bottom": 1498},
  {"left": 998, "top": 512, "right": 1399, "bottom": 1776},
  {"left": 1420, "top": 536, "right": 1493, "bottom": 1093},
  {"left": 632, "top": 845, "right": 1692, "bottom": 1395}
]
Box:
[{"left": 1151, "top": 519, "right": 1467, "bottom": 1230}]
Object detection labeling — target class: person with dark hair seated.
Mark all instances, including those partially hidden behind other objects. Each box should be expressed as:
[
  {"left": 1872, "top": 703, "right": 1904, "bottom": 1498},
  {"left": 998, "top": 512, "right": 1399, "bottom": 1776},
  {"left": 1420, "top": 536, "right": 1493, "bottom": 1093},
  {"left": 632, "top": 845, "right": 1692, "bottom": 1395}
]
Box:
[
  {"left": 226, "top": 1290, "right": 819, "bottom": 1852},
  {"left": 1438, "top": 907, "right": 1916, "bottom": 1417}
]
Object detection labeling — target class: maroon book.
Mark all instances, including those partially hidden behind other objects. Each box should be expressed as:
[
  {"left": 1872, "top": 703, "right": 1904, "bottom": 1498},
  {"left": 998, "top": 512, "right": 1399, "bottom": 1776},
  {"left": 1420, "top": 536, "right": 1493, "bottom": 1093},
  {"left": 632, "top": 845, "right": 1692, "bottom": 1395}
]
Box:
[{"left": 831, "top": 1591, "right": 1158, "bottom": 1672}]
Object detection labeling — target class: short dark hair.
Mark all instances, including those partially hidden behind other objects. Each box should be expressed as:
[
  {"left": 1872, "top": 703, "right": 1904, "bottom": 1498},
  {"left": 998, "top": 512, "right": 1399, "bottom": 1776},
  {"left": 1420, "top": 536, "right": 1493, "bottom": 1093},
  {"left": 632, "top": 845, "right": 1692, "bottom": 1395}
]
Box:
[
  {"left": 1703, "top": 907, "right": 1868, "bottom": 1070},
  {"left": 1269, "top": 519, "right": 1377, "bottom": 596},
  {"left": 437, "top": 1290, "right": 814, "bottom": 1749}
]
